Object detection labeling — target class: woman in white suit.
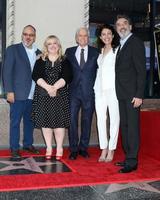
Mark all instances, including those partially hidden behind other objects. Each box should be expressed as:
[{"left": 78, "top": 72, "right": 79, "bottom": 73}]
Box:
[{"left": 94, "top": 24, "right": 120, "bottom": 162}]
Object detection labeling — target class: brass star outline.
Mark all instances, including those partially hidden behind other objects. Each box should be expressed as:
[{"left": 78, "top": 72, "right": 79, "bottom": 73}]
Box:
[
  {"left": 0, "top": 157, "right": 60, "bottom": 173},
  {"left": 105, "top": 181, "right": 160, "bottom": 194}
]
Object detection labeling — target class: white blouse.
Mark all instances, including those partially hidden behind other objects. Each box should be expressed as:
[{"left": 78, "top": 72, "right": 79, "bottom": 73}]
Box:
[{"left": 94, "top": 48, "right": 117, "bottom": 95}]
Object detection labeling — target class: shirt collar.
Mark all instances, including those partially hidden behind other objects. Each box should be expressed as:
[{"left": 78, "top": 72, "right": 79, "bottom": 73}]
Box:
[
  {"left": 77, "top": 45, "right": 88, "bottom": 51},
  {"left": 22, "top": 42, "right": 37, "bottom": 52},
  {"left": 120, "top": 33, "right": 132, "bottom": 47}
]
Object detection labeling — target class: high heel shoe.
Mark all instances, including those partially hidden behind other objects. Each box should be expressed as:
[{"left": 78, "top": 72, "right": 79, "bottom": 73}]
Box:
[
  {"left": 56, "top": 155, "right": 63, "bottom": 161},
  {"left": 45, "top": 148, "right": 52, "bottom": 160},
  {"left": 98, "top": 149, "right": 108, "bottom": 162},
  {"left": 56, "top": 148, "right": 63, "bottom": 161},
  {"left": 98, "top": 156, "right": 106, "bottom": 162},
  {"left": 46, "top": 154, "right": 52, "bottom": 160},
  {"left": 105, "top": 150, "right": 114, "bottom": 162}
]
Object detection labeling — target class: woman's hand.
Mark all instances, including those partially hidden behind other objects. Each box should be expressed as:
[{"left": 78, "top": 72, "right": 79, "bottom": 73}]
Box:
[
  {"left": 46, "top": 85, "right": 58, "bottom": 97},
  {"left": 37, "top": 79, "right": 58, "bottom": 97}
]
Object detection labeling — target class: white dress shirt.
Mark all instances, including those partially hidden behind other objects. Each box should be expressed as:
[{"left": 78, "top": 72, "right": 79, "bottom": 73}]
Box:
[
  {"left": 120, "top": 33, "right": 132, "bottom": 49},
  {"left": 23, "top": 43, "right": 37, "bottom": 99},
  {"left": 94, "top": 48, "right": 117, "bottom": 94}
]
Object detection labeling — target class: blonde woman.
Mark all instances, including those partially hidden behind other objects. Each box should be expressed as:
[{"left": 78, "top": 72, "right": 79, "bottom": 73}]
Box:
[{"left": 32, "top": 35, "right": 72, "bottom": 160}]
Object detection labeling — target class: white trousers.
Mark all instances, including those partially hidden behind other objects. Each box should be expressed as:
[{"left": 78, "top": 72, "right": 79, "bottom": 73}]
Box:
[{"left": 95, "top": 89, "right": 120, "bottom": 150}]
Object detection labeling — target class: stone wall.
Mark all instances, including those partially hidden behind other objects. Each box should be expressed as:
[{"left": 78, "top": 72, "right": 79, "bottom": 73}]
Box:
[
  {"left": 1, "top": 98, "right": 159, "bottom": 149},
  {"left": 0, "top": 98, "right": 98, "bottom": 149}
]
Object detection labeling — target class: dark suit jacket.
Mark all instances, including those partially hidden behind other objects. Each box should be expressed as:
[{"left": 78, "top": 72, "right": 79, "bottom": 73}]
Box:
[
  {"left": 65, "top": 45, "right": 99, "bottom": 100},
  {"left": 2, "top": 42, "right": 41, "bottom": 100},
  {"left": 115, "top": 34, "right": 146, "bottom": 100}
]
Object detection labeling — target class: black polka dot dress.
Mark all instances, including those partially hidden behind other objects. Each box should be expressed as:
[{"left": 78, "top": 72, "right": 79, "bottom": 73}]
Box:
[{"left": 32, "top": 57, "right": 72, "bottom": 129}]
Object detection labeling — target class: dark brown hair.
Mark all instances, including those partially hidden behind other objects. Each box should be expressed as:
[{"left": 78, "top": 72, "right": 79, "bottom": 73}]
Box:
[{"left": 96, "top": 24, "right": 120, "bottom": 52}]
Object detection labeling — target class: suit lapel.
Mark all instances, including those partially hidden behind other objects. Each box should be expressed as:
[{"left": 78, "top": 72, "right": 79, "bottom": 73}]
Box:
[
  {"left": 19, "top": 43, "right": 31, "bottom": 66},
  {"left": 116, "top": 35, "right": 133, "bottom": 61},
  {"left": 71, "top": 47, "right": 80, "bottom": 67},
  {"left": 71, "top": 46, "right": 92, "bottom": 68},
  {"left": 120, "top": 35, "right": 133, "bottom": 53},
  {"left": 87, "top": 46, "right": 91, "bottom": 61}
]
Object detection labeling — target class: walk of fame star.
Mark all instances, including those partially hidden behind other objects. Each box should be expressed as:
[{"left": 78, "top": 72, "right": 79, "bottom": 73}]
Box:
[
  {"left": 0, "top": 156, "right": 71, "bottom": 175},
  {"left": 105, "top": 181, "right": 160, "bottom": 194}
]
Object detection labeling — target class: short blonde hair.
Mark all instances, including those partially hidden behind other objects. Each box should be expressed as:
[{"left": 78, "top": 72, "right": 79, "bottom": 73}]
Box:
[{"left": 41, "top": 35, "right": 63, "bottom": 60}]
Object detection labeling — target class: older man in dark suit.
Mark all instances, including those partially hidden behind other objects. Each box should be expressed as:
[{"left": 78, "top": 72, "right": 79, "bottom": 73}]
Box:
[
  {"left": 65, "top": 27, "right": 99, "bottom": 160},
  {"left": 2, "top": 25, "right": 41, "bottom": 158},
  {"left": 115, "top": 15, "right": 146, "bottom": 173}
]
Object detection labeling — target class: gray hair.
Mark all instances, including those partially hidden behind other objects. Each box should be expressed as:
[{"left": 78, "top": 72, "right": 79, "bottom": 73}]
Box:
[
  {"left": 115, "top": 14, "right": 132, "bottom": 25},
  {"left": 75, "top": 27, "right": 89, "bottom": 40}
]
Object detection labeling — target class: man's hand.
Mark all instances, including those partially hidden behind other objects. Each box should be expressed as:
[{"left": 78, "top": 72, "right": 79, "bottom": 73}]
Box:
[
  {"left": 7, "top": 92, "right": 15, "bottom": 103},
  {"left": 131, "top": 97, "right": 143, "bottom": 108}
]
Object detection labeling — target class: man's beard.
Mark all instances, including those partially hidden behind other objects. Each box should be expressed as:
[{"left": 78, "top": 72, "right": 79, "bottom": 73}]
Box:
[{"left": 118, "top": 29, "right": 130, "bottom": 39}]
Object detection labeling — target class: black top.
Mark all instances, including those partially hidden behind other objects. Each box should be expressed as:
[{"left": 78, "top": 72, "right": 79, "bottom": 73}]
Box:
[
  {"left": 31, "top": 57, "right": 72, "bottom": 129},
  {"left": 32, "top": 57, "right": 72, "bottom": 84}
]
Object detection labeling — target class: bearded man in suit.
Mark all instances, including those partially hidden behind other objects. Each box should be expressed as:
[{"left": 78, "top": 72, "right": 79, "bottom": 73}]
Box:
[
  {"left": 3, "top": 25, "right": 41, "bottom": 158},
  {"left": 115, "top": 15, "right": 146, "bottom": 173},
  {"left": 65, "top": 27, "right": 99, "bottom": 160}
]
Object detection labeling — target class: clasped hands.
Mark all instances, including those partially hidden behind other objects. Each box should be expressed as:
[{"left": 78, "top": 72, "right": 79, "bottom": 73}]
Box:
[{"left": 46, "top": 85, "right": 58, "bottom": 97}]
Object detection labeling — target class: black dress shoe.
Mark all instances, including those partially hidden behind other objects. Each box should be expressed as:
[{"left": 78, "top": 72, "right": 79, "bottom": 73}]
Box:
[
  {"left": 115, "top": 161, "right": 125, "bottom": 167},
  {"left": 79, "top": 150, "right": 89, "bottom": 158},
  {"left": 119, "top": 165, "right": 138, "bottom": 173},
  {"left": 69, "top": 152, "right": 78, "bottom": 160},
  {"left": 11, "top": 150, "right": 21, "bottom": 159},
  {"left": 23, "top": 146, "right": 39, "bottom": 154}
]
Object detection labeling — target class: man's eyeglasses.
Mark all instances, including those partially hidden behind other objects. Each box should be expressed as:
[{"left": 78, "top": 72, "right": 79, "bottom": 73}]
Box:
[{"left": 23, "top": 33, "right": 35, "bottom": 37}]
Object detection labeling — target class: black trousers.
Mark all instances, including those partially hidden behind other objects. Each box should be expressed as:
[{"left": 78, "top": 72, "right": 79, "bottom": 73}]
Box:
[{"left": 119, "top": 99, "right": 140, "bottom": 167}]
